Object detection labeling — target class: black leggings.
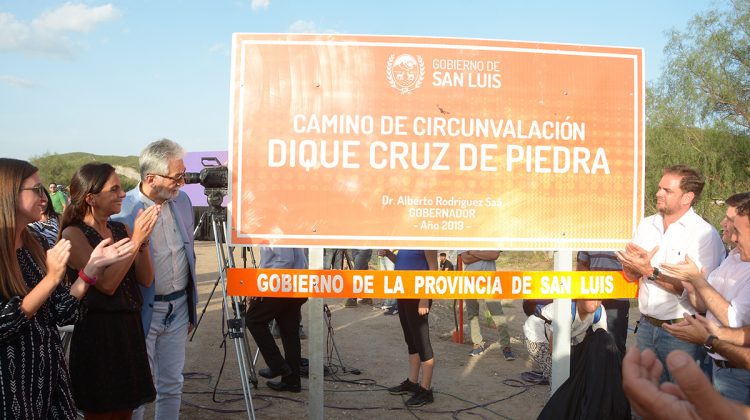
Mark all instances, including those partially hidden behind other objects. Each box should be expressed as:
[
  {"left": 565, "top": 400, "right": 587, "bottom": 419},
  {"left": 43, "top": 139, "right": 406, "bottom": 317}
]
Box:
[{"left": 397, "top": 299, "right": 433, "bottom": 361}]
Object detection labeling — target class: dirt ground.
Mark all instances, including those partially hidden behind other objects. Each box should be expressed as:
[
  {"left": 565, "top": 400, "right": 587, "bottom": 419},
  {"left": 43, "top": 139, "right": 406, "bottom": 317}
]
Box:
[{"left": 151, "top": 243, "right": 637, "bottom": 419}]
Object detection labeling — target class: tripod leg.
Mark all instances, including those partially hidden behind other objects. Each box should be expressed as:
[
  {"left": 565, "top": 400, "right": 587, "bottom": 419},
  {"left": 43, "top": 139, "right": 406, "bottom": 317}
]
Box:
[
  {"left": 247, "top": 248, "right": 258, "bottom": 268},
  {"left": 343, "top": 250, "right": 355, "bottom": 270},
  {"left": 242, "top": 324, "right": 259, "bottom": 389},
  {"left": 193, "top": 211, "right": 208, "bottom": 240},
  {"left": 210, "top": 213, "right": 256, "bottom": 419},
  {"left": 189, "top": 274, "right": 222, "bottom": 341},
  {"left": 331, "top": 249, "right": 346, "bottom": 270},
  {"left": 324, "top": 308, "right": 354, "bottom": 374}
]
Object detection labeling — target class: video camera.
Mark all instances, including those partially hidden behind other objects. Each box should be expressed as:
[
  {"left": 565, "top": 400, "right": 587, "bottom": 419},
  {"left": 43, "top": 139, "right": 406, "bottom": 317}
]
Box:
[{"left": 185, "top": 157, "right": 228, "bottom": 209}]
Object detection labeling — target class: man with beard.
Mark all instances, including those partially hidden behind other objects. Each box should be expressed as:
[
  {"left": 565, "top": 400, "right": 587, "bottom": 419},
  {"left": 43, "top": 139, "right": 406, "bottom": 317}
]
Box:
[
  {"left": 660, "top": 193, "right": 750, "bottom": 404},
  {"left": 113, "top": 139, "right": 199, "bottom": 419},
  {"left": 617, "top": 165, "right": 724, "bottom": 383}
]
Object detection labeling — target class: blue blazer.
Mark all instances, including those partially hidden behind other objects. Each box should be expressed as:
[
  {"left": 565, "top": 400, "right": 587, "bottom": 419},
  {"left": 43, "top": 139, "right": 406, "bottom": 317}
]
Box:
[{"left": 112, "top": 187, "right": 199, "bottom": 334}]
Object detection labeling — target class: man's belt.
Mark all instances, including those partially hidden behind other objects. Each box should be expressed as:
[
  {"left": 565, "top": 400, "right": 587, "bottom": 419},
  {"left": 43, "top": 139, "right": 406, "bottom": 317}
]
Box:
[
  {"left": 643, "top": 315, "right": 683, "bottom": 327},
  {"left": 154, "top": 289, "right": 187, "bottom": 302},
  {"left": 713, "top": 358, "right": 738, "bottom": 369}
]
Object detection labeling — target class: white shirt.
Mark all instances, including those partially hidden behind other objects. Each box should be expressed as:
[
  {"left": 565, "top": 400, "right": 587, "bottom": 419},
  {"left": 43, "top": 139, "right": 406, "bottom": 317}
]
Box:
[
  {"left": 706, "top": 249, "right": 750, "bottom": 360},
  {"left": 523, "top": 303, "right": 607, "bottom": 345},
  {"left": 635, "top": 208, "right": 725, "bottom": 319},
  {"left": 706, "top": 248, "right": 750, "bottom": 327},
  {"left": 138, "top": 191, "right": 189, "bottom": 295}
]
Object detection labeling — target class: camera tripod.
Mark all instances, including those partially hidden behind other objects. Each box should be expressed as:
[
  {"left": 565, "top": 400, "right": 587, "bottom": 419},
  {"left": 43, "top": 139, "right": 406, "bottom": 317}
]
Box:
[
  {"left": 322, "top": 303, "right": 360, "bottom": 376},
  {"left": 193, "top": 204, "right": 257, "bottom": 419},
  {"left": 325, "top": 248, "right": 355, "bottom": 270}
]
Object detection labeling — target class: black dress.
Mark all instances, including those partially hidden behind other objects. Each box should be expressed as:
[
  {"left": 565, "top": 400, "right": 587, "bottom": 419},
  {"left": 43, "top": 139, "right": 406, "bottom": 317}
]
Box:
[
  {"left": 67, "top": 221, "right": 155, "bottom": 412},
  {"left": 0, "top": 247, "right": 79, "bottom": 419}
]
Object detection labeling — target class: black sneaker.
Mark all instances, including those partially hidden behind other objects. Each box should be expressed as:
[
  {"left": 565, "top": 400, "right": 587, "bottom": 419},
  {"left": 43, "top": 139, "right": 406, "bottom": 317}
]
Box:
[
  {"left": 388, "top": 378, "right": 420, "bottom": 395},
  {"left": 405, "top": 386, "right": 434, "bottom": 407}
]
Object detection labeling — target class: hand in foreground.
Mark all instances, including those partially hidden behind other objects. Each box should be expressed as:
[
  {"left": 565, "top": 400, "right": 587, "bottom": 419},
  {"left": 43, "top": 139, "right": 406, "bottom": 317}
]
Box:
[
  {"left": 84, "top": 237, "right": 136, "bottom": 275},
  {"left": 622, "top": 347, "right": 745, "bottom": 420},
  {"left": 46, "top": 239, "right": 72, "bottom": 283},
  {"left": 132, "top": 205, "right": 161, "bottom": 245},
  {"left": 418, "top": 299, "right": 430, "bottom": 315},
  {"left": 660, "top": 255, "right": 704, "bottom": 284}
]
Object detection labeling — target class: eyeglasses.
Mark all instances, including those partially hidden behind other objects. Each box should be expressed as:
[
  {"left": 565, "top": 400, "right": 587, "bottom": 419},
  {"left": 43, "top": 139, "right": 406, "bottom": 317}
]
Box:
[
  {"left": 20, "top": 184, "right": 45, "bottom": 197},
  {"left": 149, "top": 172, "right": 186, "bottom": 184}
]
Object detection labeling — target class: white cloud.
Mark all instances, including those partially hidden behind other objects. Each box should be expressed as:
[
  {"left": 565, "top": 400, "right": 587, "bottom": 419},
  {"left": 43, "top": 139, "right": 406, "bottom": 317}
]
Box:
[
  {"left": 0, "top": 12, "right": 31, "bottom": 50},
  {"left": 0, "top": 3, "right": 120, "bottom": 57},
  {"left": 251, "top": 0, "right": 269, "bottom": 11},
  {"left": 208, "top": 42, "right": 229, "bottom": 56},
  {"left": 288, "top": 19, "right": 317, "bottom": 33},
  {"left": 33, "top": 3, "right": 119, "bottom": 33},
  {"left": 0, "top": 75, "right": 35, "bottom": 89}
]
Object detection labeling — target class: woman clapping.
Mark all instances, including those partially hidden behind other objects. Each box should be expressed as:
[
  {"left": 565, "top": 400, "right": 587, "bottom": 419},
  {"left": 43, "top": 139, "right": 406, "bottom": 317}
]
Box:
[
  {"left": 60, "top": 163, "right": 160, "bottom": 419},
  {"left": 0, "top": 158, "right": 135, "bottom": 419}
]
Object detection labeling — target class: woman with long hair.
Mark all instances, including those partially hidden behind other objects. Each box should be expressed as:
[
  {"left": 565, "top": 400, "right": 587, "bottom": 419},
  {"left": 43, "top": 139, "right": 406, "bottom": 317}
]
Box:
[
  {"left": 28, "top": 187, "right": 60, "bottom": 249},
  {"left": 0, "top": 158, "right": 135, "bottom": 419},
  {"left": 60, "top": 162, "right": 160, "bottom": 419}
]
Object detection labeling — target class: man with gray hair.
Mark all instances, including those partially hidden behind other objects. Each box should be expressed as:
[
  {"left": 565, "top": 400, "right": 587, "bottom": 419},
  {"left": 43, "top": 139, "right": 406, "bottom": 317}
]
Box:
[{"left": 113, "top": 138, "right": 198, "bottom": 419}]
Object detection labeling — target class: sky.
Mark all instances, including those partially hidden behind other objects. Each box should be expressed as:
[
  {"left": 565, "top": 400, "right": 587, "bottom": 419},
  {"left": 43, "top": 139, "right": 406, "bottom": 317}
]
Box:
[{"left": 0, "top": 0, "right": 722, "bottom": 160}]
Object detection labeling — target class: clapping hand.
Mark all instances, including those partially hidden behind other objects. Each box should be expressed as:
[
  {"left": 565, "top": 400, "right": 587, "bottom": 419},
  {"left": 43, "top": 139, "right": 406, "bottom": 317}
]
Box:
[
  {"left": 660, "top": 255, "right": 704, "bottom": 284},
  {"left": 616, "top": 243, "right": 659, "bottom": 278},
  {"left": 663, "top": 312, "right": 720, "bottom": 345},
  {"left": 46, "top": 239, "right": 72, "bottom": 283},
  {"left": 84, "top": 237, "right": 137, "bottom": 275},
  {"left": 663, "top": 312, "right": 710, "bottom": 345},
  {"left": 132, "top": 205, "right": 161, "bottom": 245}
]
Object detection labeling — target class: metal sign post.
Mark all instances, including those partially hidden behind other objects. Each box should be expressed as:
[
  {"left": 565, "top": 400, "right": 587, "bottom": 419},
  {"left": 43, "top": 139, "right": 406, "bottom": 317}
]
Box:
[
  {"left": 307, "top": 247, "right": 325, "bottom": 420},
  {"left": 550, "top": 250, "right": 573, "bottom": 393}
]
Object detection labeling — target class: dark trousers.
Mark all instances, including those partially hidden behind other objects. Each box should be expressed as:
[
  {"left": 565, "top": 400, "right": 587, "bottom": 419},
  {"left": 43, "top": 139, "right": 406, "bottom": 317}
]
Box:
[
  {"left": 602, "top": 299, "right": 630, "bottom": 358},
  {"left": 397, "top": 299, "right": 434, "bottom": 362},
  {"left": 245, "top": 297, "right": 307, "bottom": 385}
]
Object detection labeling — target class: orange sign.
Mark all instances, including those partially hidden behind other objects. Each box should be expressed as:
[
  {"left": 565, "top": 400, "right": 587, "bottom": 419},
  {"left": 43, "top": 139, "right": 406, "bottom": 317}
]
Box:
[
  {"left": 227, "top": 269, "right": 637, "bottom": 299},
  {"left": 229, "top": 34, "right": 644, "bottom": 249}
]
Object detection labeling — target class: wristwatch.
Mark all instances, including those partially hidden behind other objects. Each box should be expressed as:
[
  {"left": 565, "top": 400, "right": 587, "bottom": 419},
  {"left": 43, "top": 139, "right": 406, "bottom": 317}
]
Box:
[
  {"left": 647, "top": 267, "right": 660, "bottom": 282},
  {"left": 704, "top": 335, "right": 718, "bottom": 354}
]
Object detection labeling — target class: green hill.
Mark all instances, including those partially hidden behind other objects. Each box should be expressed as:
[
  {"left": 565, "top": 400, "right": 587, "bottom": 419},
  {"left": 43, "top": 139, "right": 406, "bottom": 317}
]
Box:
[{"left": 30, "top": 152, "right": 141, "bottom": 191}]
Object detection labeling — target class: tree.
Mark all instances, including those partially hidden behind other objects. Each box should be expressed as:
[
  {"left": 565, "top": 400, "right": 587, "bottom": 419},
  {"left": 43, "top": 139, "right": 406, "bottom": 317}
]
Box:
[
  {"left": 645, "top": 1, "right": 750, "bottom": 228},
  {"left": 661, "top": 0, "right": 750, "bottom": 133},
  {"left": 30, "top": 152, "right": 140, "bottom": 192},
  {"left": 645, "top": 124, "right": 750, "bottom": 225}
]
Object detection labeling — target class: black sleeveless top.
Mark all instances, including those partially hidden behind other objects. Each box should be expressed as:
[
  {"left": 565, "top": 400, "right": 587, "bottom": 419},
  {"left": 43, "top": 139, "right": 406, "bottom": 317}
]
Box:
[
  {"left": 66, "top": 221, "right": 155, "bottom": 412},
  {"left": 66, "top": 220, "right": 142, "bottom": 313}
]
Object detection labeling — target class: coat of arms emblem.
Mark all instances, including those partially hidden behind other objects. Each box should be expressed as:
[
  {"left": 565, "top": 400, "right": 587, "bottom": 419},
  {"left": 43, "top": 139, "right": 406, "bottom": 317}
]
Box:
[{"left": 386, "top": 53, "right": 425, "bottom": 94}]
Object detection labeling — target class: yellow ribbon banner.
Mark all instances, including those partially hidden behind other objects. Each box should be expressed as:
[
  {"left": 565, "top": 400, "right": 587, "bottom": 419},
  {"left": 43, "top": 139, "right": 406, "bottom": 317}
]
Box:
[{"left": 227, "top": 269, "right": 637, "bottom": 300}]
